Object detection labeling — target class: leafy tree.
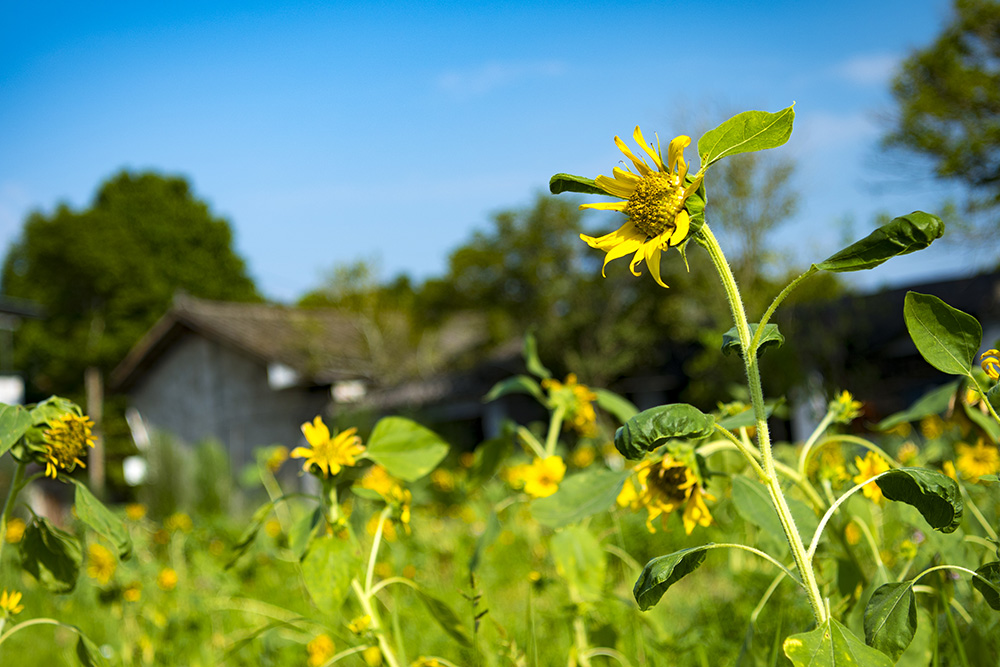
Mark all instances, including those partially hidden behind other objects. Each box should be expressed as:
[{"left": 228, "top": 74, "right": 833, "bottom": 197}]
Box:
[
  {"left": 884, "top": 0, "right": 1000, "bottom": 227},
  {"left": 2, "top": 170, "right": 261, "bottom": 397}
]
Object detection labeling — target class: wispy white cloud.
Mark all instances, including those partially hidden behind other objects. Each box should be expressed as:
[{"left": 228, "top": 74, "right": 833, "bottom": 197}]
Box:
[
  {"left": 436, "top": 60, "right": 567, "bottom": 96},
  {"left": 831, "top": 53, "right": 901, "bottom": 86}
]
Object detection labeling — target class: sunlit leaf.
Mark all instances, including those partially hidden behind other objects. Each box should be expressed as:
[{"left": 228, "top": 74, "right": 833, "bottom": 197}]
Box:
[
  {"left": 875, "top": 467, "right": 963, "bottom": 533},
  {"left": 365, "top": 416, "right": 449, "bottom": 482},
  {"left": 731, "top": 475, "right": 817, "bottom": 546},
  {"left": 614, "top": 404, "right": 715, "bottom": 460},
  {"left": 814, "top": 212, "right": 944, "bottom": 273},
  {"left": 0, "top": 403, "right": 32, "bottom": 457},
  {"left": 633, "top": 544, "right": 713, "bottom": 611},
  {"left": 698, "top": 105, "right": 795, "bottom": 167},
  {"left": 531, "top": 468, "right": 630, "bottom": 527},
  {"left": 71, "top": 479, "right": 133, "bottom": 560},
  {"left": 864, "top": 582, "right": 917, "bottom": 661},
  {"left": 903, "top": 292, "right": 981, "bottom": 377},
  {"left": 784, "top": 618, "right": 894, "bottom": 667}
]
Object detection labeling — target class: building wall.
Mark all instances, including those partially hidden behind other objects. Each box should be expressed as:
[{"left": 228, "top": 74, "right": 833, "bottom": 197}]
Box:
[{"left": 128, "top": 331, "right": 329, "bottom": 471}]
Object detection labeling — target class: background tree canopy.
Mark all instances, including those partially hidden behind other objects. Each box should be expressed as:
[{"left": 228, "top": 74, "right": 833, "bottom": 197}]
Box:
[{"left": 1, "top": 170, "right": 260, "bottom": 397}]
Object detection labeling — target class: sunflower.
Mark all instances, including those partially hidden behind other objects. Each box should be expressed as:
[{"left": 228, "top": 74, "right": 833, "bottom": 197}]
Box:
[
  {"left": 982, "top": 349, "right": 1000, "bottom": 381},
  {"left": 86, "top": 543, "right": 117, "bottom": 585},
  {"left": 853, "top": 452, "right": 891, "bottom": 504},
  {"left": 506, "top": 456, "right": 566, "bottom": 498},
  {"left": 617, "top": 455, "right": 714, "bottom": 534},
  {"left": 580, "top": 127, "right": 703, "bottom": 288},
  {"left": 292, "top": 417, "right": 365, "bottom": 478},
  {"left": 955, "top": 439, "right": 1000, "bottom": 482},
  {"left": 40, "top": 413, "right": 96, "bottom": 478}
]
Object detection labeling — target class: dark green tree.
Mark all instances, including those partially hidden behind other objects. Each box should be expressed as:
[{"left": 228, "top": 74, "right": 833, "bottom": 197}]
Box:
[
  {"left": 884, "top": 0, "right": 1000, "bottom": 226},
  {"left": 2, "top": 171, "right": 261, "bottom": 397}
]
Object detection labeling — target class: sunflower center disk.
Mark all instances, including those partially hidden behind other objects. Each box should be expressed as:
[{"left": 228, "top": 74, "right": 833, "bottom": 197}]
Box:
[
  {"left": 648, "top": 465, "right": 690, "bottom": 502},
  {"left": 624, "top": 172, "right": 686, "bottom": 239}
]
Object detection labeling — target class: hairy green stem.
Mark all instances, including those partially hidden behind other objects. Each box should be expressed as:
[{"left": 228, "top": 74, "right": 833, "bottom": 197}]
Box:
[
  {"left": 700, "top": 223, "right": 827, "bottom": 625},
  {"left": 752, "top": 266, "right": 818, "bottom": 350}
]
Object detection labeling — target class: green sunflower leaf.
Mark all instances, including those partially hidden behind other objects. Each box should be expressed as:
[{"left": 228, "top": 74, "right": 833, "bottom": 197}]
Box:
[
  {"left": 962, "top": 399, "right": 1000, "bottom": 441},
  {"left": 614, "top": 404, "right": 715, "bottom": 460},
  {"left": 20, "top": 517, "right": 82, "bottom": 593},
  {"left": 70, "top": 479, "right": 133, "bottom": 560},
  {"left": 522, "top": 330, "right": 552, "bottom": 379},
  {"left": 365, "top": 416, "right": 449, "bottom": 482},
  {"left": 415, "top": 589, "right": 474, "bottom": 647},
  {"left": 531, "top": 468, "right": 631, "bottom": 527},
  {"left": 972, "top": 561, "right": 1000, "bottom": 611},
  {"left": 593, "top": 388, "right": 639, "bottom": 424},
  {"left": 483, "top": 375, "right": 546, "bottom": 405},
  {"left": 903, "top": 292, "right": 982, "bottom": 377},
  {"left": 875, "top": 381, "right": 959, "bottom": 431},
  {"left": 864, "top": 582, "right": 917, "bottom": 661},
  {"left": 721, "top": 323, "right": 784, "bottom": 358},
  {"left": 633, "top": 544, "right": 713, "bottom": 611},
  {"left": 875, "top": 467, "right": 963, "bottom": 533},
  {"left": 0, "top": 403, "right": 32, "bottom": 458},
  {"left": 784, "top": 618, "right": 894, "bottom": 667},
  {"left": 300, "top": 531, "right": 362, "bottom": 613},
  {"left": 698, "top": 105, "right": 795, "bottom": 168},
  {"left": 814, "top": 212, "right": 944, "bottom": 273},
  {"left": 551, "top": 525, "right": 606, "bottom": 603},
  {"left": 549, "top": 173, "right": 608, "bottom": 196}
]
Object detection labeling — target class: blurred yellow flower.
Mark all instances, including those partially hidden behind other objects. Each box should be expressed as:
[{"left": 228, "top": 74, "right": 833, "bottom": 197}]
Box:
[
  {"left": 955, "top": 440, "right": 1000, "bottom": 482},
  {"left": 292, "top": 417, "right": 365, "bottom": 478},
  {"left": 886, "top": 422, "right": 912, "bottom": 438},
  {"left": 507, "top": 456, "right": 566, "bottom": 498},
  {"left": 157, "top": 568, "right": 178, "bottom": 591},
  {"left": 123, "top": 582, "right": 142, "bottom": 602},
  {"left": 348, "top": 615, "right": 372, "bottom": 635},
  {"left": 41, "top": 412, "right": 95, "bottom": 478},
  {"left": 0, "top": 589, "right": 24, "bottom": 616},
  {"left": 981, "top": 349, "right": 1000, "bottom": 381},
  {"left": 4, "top": 517, "right": 25, "bottom": 544},
  {"left": 853, "top": 452, "right": 891, "bottom": 504},
  {"left": 570, "top": 444, "right": 597, "bottom": 468},
  {"left": 412, "top": 658, "right": 444, "bottom": 667},
  {"left": 125, "top": 503, "right": 147, "bottom": 521},
  {"left": 430, "top": 468, "right": 455, "bottom": 492},
  {"left": 459, "top": 452, "right": 475, "bottom": 468},
  {"left": 264, "top": 518, "right": 282, "bottom": 538},
  {"left": 943, "top": 460, "right": 958, "bottom": 481},
  {"left": 844, "top": 522, "right": 862, "bottom": 545},
  {"left": 919, "top": 415, "right": 946, "bottom": 440},
  {"left": 897, "top": 442, "right": 919, "bottom": 465},
  {"left": 307, "top": 634, "right": 336, "bottom": 667},
  {"left": 964, "top": 386, "right": 982, "bottom": 406},
  {"left": 831, "top": 390, "right": 863, "bottom": 423},
  {"left": 265, "top": 445, "right": 289, "bottom": 472},
  {"left": 360, "top": 465, "right": 397, "bottom": 497},
  {"left": 86, "top": 543, "right": 116, "bottom": 585},
  {"left": 165, "top": 512, "right": 192, "bottom": 533},
  {"left": 580, "top": 128, "right": 701, "bottom": 288},
  {"left": 374, "top": 562, "right": 392, "bottom": 578},
  {"left": 402, "top": 564, "right": 416, "bottom": 580},
  {"left": 542, "top": 374, "right": 599, "bottom": 437},
  {"left": 363, "top": 646, "right": 383, "bottom": 666},
  {"left": 617, "top": 456, "right": 714, "bottom": 534}
]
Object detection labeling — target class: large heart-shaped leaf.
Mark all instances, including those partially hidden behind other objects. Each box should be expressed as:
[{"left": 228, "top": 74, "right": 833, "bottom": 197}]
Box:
[
  {"left": 698, "top": 106, "right": 795, "bottom": 167},
  {"left": 365, "top": 416, "right": 449, "bottom": 482},
  {"left": 864, "top": 582, "right": 917, "bottom": 661},
  {"left": 903, "top": 292, "right": 981, "bottom": 377},
  {"left": 614, "top": 404, "right": 715, "bottom": 460},
  {"left": 784, "top": 618, "right": 894, "bottom": 667},
  {"left": 814, "top": 212, "right": 944, "bottom": 273},
  {"left": 633, "top": 544, "right": 713, "bottom": 611},
  {"left": 875, "top": 467, "right": 963, "bottom": 533}
]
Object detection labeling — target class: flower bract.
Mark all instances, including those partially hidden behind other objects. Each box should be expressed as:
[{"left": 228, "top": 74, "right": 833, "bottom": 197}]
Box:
[
  {"left": 292, "top": 417, "right": 365, "bottom": 478},
  {"left": 580, "top": 127, "right": 702, "bottom": 288}
]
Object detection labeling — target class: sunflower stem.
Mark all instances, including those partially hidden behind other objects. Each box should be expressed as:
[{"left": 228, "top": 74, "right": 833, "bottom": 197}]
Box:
[
  {"left": 544, "top": 405, "right": 566, "bottom": 457},
  {"left": 698, "top": 223, "right": 827, "bottom": 626}
]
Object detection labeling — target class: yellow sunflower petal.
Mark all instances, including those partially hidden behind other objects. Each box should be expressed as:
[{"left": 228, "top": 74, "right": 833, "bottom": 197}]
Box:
[
  {"left": 669, "top": 210, "right": 690, "bottom": 246},
  {"left": 614, "top": 135, "right": 652, "bottom": 176},
  {"left": 594, "top": 174, "right": 636, "bottom": 199},
  {"left": 644, "top": 241, "right": 668, "bottom": 288},
  {"left": 579, "top": 201, "right": 628, "bottom": 212},
  {"left": 301, "top": 417, "right": 330, "bottom": 446},
  {"left": 580, "top": 220, "right": 644, "bottom": 250},
  {"left": 611, "top": 166, "right": 642, "bottom": 185},
  {"left": 666, "top": 135, "right": 691, "bottom": 173},
  {"left": 633, "top": 126, "right": 665, "bottom": 172}
]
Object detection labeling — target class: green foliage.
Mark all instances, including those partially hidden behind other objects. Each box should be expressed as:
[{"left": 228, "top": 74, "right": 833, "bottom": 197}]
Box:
[
  {"left": 632, "top": 544, "right": 712, "bottom": 611},
  {"left": 875, "top": 467, "right": 964, "bottom": 533},
  {"left": 548, "top": 173, "right": 606, "bottom": 196},
  {"left": 592, "top": 387, "right": 639, "bottom": 423},
  {"left": 550, "top": 525, "right": 606, "bottom": 603},
  {"left": 0, "top": 403, "right": 32, "bottom": 457},
  {"left": 614, "top": 404, "right": 715, "bottom": 460},
  {"left": 365, "top": 416, "right": 449, "bottom": 482},
  {"left": 482, "top": 375, "right": 546, "bottom": 404},
  {"left": 415, "top": 589, "right": 474, "bottom": 647},
  {"left": 300, "top": 531, "right": 362, "bottom": 613},
  {"left": 814, "top": 212, "right": 944, "bottom": 273},
  {"left": 71, "top": 479, "right": 133, "bottom": 560},
  {"left": 530, "top": 468, "right": 630, "bottom": 527},
  {"left": 20, "top": 517, "right": 83, "bottom": 593},
  {"left": 863, "top": 582, "right": 917, "bottom": 661},
  {"left": 875, "top": 380, "right": 960, "bottom": 431},
  {"left": 783, "top": 618, "right": 894, "bottom": 667},
  {"left": 903, "top": 291, "right": 982, "bottom": 377},
  {"left": 731, "top": 475, "right": 817, "bottom": 547},
  {"left": 721, "top": 323, "right": 784, "bottom": 357},
  {"left": 973, "top": 561, "right": 1000, "bottom": 610},
  {"left": 697, "top": 105, "right": 795, "bottom": 168}
]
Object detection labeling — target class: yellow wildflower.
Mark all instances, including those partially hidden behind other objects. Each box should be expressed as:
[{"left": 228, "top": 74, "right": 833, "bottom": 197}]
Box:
[
  {"left": 580, "top": 128, "right": 702, "bottom": 287},
  {"left": 348, "top": 615, "right": 372, "bottom": 635},
  {"left": 307, "top": 634, "right": 336, "bottom": 667},
  {"left": 265, "top": 445, "right": 289, "bottom": 472},
  {"left": 86, "top": 543, "right": 116, "bottom": 585},
  {"left": 955, "top": 440, "right": 1000, "bottom": 482},
  {"left": 363, "top": 646, "right": 383, "bottom": 666},
  {"left": 542, "top": 374, "right": 599, "bottom": 437},
  {"left": 844, "top": 522, "right": 862, "bottom": 546},
  {"left": 4, "top": 517, "right": 25, "bottom": 544},
  {"left": 123, "top": 582, "right": 142, "bottom": 602},
  {"left": 40, "top": 413, "right": 95, "bottom": 478},
  {"left": 831, "top": 390, "right": 863, "bottom": 423},
  {"left": 157, "top": 567, "right": 178, "bottom": 591},
  {"left": 897, "top": 442, "right": 919, "bottom": 465},
  {"left": 508, "top": 456, "right": 566, "bottom": 499},
  {"left": 886, "top": 422, "right": 912, "bottom": 438},
  {"left": 617, "top": 455, "right": 715, "bottom": 534},
  {"left": 853, "top": 452, "right": 891, "bottom": 504},
  {"left": 360, "top": 465, "right": 398, "bottom": 497},
  {"left": 165, "top": 512, "right": 192, "bottom": 533},
  {"left": 430, "top": 468, "right": 455, "bottom": 492},
  {"left": 981, "top": 349, "right": 1000, "bottom": 381},
  {"left": 570, "top": 444, "right": 597, "bottom": 468},
  {"left": 264, "top": 518, "right": 282, "bottom": 538},
  {"left": 292, "top": 417, "right": 365, "bottom": 478},
  {"left": 367, "top": 513, "right": 398, "bottom": 542},
  {"left": 459, "top": 452, "right": 475, "bottom": 468},
  {"left": 374, "top": 562, "right": 392, "bottom": 578},
  {"left": 919, "top": 415, "right": 946, "bottom": 440},
  {"left": 0, "top": 589, "right": 24, "bottom": 616},
  {"left": 899, "top": 539, "right": 918, "bottom": 560},
  {"left": 943, "top": 460, "right": 958, "bottom": 481},
  {"left": 125, "top": 503, "right": 147, "bottom": 521}
]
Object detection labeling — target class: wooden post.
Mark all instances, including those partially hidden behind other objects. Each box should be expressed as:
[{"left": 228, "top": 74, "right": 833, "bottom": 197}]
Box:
[{"left": 85, "top": 366, "right": 104, "bottom": 499}]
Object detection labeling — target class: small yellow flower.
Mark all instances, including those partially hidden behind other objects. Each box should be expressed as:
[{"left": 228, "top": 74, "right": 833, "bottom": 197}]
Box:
[
  {"left": 86, "top": 543, "right": 116, "bottom": 585},
  {"left": 981, "top": 349, "right": 1000, "bottom": 381},
  {"left": 40, "top": 412, "right": 95, "bottom": 478},
  {"left": 508, "top": 456, "right": 566, "bottom": 498},
  {"left": 542, "top": 374, "right": 599, "bottom": 437},
  {"left": 853, "top": 452, "right": 891, "bottom": 504},
  {"left": 617, "top": 455, "right": 715, "bottom": 534},
  {"left": 955, "top": 440, "right": 1000, "bottom": 482},
  {"left": 4, "top": 517, "right": 25, "bottom": 544},
  {"left": 307, "top": 634, "right": 336, "bottom": 667},
  {"left": 367, "top": 514, "right": 398, "bottom": 542},
  {"left": 265, "top": 445, "right": 289, "bottom": 472},
  {"left": 264, "top": 518, "right": 282, "bottom": 538},
  {"left": 0, "top": 589, "right": 24, "bottom": 616},
  {"left": 348, "top": 615, "right": 372, "bottom": 635},
  {"left": 831, "top": 391, "right": 863, "bottom": 423},
  {"left": 886, "top": 422, "right": 912, "bottom": 438},
  {"left": 157, "top": 567, "right": 178, "bottom": 591},
  {"left": 899, "top": 539, "right": 919, "bottom": 560},
  {"left": 570, "top": 444, "right": 597, "bottom": 468},
  {"left": 125, "top": 503, "right": 147, "bottom": 521},
  {"left": 363, "top": 646, "right": 383, "bottom": 666},
  {"left": 165, "top": 512, "right": 192, "bottom": 533},
  {"left": 943, "top": 460, "right": 958, "bottom": 481},
  {"left": 579, "top": 128, "right": 702, "bottom": 288},
  {"left": 374, "top": 562, "right": 392, "bottom": 578},
  {"left": 292, "top": 417, "right": 365, "bottom": 477},
  {"left": 430, "top": 468, "right": 455, "bottom": 492},
  {"left": 844, "top": 522, "right": 862, "bottom": 545},
  {"left": 123, "top": 582, "right": 142, "bottom": 602},
  {"left": 897, "top": 442, "right": 919, "bottom": 465},
  {"left": 919, "top": 415, "right": 946, "bottom": 440},
  {"left": 459, "top": 452, "right": 475, "bottom": 468},
  {"left": 360, "top": 465, "right": 398, "bottom": 497}
]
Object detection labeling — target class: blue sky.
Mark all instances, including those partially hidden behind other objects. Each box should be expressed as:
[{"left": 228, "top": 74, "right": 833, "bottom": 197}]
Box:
[{"left": 1, "top": 0, "right": 988, "bottom": 302}]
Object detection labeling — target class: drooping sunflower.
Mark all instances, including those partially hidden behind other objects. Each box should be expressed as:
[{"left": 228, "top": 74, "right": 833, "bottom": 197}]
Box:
[
  {"left": 617, "top": 455, "right": 714, "bottom": 534},
  {"left": 292, "top": 417, "right": 366, "bottom": 478},
  {"left": 580, "top": 127, "right": 703, "bottom": 288},
  {"left": 40, "top": 413, "right": 96, "bottom": 478}
]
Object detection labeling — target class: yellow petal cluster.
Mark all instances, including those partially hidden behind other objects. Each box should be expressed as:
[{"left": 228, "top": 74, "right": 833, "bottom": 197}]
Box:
[
  {"left": 506, "top": 456, "right": 566, "bottom": 498},
  {"left": 542, "top": 374, "right": 599, "bottom": 437},
  {"left": 831, "top": 390, "right": 863, "bottom": 423},
  {"left": 982, "top": 349, "right": 1000, "bottom": 381},
  {"left": 580, "top": 127, "right": 702, "bottom": 288},
  {"left": 853, "top": 452, "right": 891, "bottom": 504},
  {"left": 86, "top": 542, "right": 117, "bottom": 586},
  {"left": 41, "top": 413, "right": 96, "bottom": 478},
  {"left": 955, "top": 439, "right": 1000, "bottom": 482},
  {"left": 617, "top": 456, "right": 714, "bottom": 534},
  {"left": 0, "top": 589, "right": 24, "bottom": 616},
  {"left": 307, "top": 634, "right": 336, "bottom": 667},
  {"left": 292, "top": 417, "right": 365, "bottom": 478}
]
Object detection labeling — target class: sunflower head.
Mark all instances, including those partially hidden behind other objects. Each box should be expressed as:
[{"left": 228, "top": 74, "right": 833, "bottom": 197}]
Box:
[
  {"left": 40, "top": 413, "right": 96, "bottom": 479},
  {"left": 981, "top": 349, "right": 1000, "bottom": 381},
  {"left": 617, "top": 453, "right": 714, "bottom": 534},
  {"left": 291, "top": 417, "right": 365, "bottom": 478}
]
